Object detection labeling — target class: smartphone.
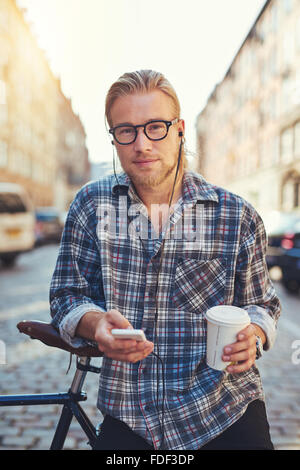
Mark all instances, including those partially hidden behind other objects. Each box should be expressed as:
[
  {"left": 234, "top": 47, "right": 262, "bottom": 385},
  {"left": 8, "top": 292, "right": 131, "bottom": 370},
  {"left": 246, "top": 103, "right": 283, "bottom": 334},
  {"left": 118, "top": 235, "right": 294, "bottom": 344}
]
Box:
[{"left": 111, "top": 329, "right": 147, "bottom": 341}]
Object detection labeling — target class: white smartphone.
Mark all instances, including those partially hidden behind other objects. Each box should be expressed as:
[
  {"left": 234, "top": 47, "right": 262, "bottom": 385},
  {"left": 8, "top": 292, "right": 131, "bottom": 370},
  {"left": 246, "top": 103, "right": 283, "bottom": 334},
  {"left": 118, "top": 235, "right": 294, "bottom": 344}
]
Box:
[{"left": 111, "top": 329, "right": 147, "bottom": 342}]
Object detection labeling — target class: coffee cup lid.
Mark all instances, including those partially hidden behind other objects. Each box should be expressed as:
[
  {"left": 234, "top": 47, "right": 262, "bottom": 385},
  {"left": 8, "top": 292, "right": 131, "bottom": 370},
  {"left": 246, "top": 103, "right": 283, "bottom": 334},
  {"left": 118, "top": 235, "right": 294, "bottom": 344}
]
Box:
[{"left": 205, "top": 305, "right": 250, "bottom": 326}]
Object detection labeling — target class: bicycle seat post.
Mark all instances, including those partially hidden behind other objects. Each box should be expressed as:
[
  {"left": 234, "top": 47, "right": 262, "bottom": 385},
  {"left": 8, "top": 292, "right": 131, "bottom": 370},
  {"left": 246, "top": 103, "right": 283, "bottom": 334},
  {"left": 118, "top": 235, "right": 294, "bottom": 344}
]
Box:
[{"left": 70, "top": 356, "right": 90, "bottom": 395}]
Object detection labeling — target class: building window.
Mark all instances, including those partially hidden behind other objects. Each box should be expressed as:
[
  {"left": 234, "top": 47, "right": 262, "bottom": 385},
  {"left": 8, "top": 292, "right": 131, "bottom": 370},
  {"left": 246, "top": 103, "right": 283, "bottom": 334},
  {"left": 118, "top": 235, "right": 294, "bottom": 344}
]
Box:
[
  {"left": 0, "top": 80, "right": 7, "bottom": 125},
  {"left": 282, "top": 180, "right": 294, "bottom": 211},
  {"left": 283, "top": 178, "right": 300, "bottom": 210},
  {"left": 282, "top": 32, "right": 294, "bottom": 68},
  {"left": 8, "top": 150, "right": 17, "bottom": 174},
  {"left": 269, "top": 47, "right": 278, "bottom": 77},
  {"left": 270, "top": 3, "right": 278, "bottom": 33},
  {"left": 295, "top": 122, "right": 300, "bottom": 157},
  {"left": 281, "top": 128, "right": 294, "bottom": 164},
  {"left": 297, "top": 17, "right": 300, "bottom": 51},
  {"left": 294, "top": 182, "right": 300, "bottom": 207},
  {"left": 283, "top": 0, "right": 293, "bottom": 14},
  {"left": 22, "top": 154, "right": 31, "bottom": 178},
  {"left": 261, "top": 139, "right": 270, "bottom": 169},
  {"left": 281, "top": 76, "right": 294, "bottom": 114},
  {"left": 260, "top": 61, "right": 267, "bottom": 86},
  {"left": 272, "top": 135, "right": 280, "bottom": 165},
  {"left": 0, "top": 10, "right": 9, "bottom": 30},
  {"left": 32, "top": 162, "right": 40, "bottom": 182},
  {"left": 0, "top": 104, "right": 7, "bottom": 125},
  {"left": 0, "top": 80, "right": 6, "bottom": 104},
  {"left": 270, "top": 91, "right": 278, "bottom": 119},
  {"left": 0, "top": 141, "right": 8, "bottom": 168},
  {"left": 294, "top": 71, "right": 300, "bottom": 107}
]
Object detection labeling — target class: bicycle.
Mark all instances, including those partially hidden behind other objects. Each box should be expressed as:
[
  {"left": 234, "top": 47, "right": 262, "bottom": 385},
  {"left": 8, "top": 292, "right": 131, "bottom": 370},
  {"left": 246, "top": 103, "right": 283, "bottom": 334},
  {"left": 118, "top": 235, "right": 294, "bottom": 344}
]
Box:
[{"left": 0, "top": 320, "right": 103, "bottom": 450}]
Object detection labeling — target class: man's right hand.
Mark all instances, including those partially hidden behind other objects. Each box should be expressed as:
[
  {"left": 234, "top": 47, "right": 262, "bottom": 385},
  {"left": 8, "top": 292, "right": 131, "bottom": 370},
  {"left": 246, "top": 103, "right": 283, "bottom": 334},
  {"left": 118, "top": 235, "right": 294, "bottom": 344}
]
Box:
[{"left": 77, "top": 309, "right": 154, "bottom": 363}]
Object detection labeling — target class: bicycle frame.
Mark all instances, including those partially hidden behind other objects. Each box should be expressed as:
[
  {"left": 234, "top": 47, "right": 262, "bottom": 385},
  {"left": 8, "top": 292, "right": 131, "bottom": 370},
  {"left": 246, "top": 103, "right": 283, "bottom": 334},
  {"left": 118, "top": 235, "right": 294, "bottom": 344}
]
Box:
[{"left": 0, "top": 356, "right": 101, "bottom": 450}]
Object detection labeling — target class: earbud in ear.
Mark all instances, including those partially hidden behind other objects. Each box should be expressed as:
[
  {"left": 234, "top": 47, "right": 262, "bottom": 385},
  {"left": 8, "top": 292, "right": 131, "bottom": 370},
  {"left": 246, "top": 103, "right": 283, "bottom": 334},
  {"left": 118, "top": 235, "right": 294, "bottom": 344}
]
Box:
[{"left": 111, "top": 141, "right": 115, "bottom": 146}]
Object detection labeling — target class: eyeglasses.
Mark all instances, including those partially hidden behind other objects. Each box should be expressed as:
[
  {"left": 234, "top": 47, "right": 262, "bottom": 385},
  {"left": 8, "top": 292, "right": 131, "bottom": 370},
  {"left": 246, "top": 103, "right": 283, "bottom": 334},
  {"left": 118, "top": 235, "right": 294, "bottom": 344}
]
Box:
[{"left": 109, "top": 118, "right": 179, "bottom": 145}]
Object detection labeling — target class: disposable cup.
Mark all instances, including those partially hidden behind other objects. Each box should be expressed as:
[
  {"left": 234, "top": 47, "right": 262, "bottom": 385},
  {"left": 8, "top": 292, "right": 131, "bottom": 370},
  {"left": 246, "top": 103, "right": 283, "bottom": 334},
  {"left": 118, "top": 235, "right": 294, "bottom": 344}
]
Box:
[{"left": 205, "top": 305, "right": 250, "bottom": 371}]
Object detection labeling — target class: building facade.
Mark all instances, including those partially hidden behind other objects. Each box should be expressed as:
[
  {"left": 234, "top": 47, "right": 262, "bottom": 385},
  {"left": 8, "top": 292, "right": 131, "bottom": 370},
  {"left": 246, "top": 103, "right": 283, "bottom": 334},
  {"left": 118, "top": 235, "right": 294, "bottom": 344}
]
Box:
[
  {"left": 55, "top": 86, "right": 90, "bottom": 210},
  {"left": 0, "top": 0, "right": 90, "bottom": 209},
  {"left": 196, "top": 0, "right": 300, "bottom": 218}
]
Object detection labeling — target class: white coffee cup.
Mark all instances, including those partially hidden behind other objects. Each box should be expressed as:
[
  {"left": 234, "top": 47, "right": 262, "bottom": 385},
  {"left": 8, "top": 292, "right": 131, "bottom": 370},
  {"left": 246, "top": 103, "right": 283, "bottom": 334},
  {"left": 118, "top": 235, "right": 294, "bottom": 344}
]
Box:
[{"left": 205, "top": 305, "right": 250, "bottom": 371}]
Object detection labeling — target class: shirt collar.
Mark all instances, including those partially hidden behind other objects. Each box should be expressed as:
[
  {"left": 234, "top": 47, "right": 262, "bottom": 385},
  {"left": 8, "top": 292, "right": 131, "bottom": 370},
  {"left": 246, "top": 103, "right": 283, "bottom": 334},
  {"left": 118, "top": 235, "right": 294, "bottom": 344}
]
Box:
[
  {"left": 111, "top": 171, "right": 219, "bottom": 204},
  {"left": 111, "top": 172, "right": 131, "bottom": 194},
  {"left": 182, "top": 171, "right": 219, "bottom": 205}
]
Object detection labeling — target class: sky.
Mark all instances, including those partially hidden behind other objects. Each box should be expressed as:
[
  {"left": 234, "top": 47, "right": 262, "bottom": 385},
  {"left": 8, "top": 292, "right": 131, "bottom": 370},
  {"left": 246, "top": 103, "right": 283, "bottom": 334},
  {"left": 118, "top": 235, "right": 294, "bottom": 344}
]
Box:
[{"left": 17, "top": 0, "right": 266, "bottom": 165}]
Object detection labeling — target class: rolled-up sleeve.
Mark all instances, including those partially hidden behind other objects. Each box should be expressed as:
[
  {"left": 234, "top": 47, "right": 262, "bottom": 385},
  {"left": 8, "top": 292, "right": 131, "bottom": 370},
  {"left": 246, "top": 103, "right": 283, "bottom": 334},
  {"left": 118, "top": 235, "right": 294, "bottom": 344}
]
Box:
[
  {"left": 49, "top": 184, "right": 106, "bottom": 347},
  {"left": 233, "top": 208, "right": 281, "bottom": 351}
]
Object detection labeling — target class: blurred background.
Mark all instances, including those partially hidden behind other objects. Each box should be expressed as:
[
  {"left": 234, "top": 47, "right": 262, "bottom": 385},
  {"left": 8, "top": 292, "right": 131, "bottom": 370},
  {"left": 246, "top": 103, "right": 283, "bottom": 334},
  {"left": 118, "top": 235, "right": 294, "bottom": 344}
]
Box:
[{"left": 0, "top": 0, "right": 300, "bottom": 450}]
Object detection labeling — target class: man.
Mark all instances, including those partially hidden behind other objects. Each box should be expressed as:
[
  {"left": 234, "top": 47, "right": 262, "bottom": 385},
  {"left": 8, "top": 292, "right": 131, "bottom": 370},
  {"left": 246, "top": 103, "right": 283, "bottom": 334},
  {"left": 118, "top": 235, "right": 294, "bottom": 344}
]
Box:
[{"left": 50, "top": 70, "right": 281, "bottom": 450}]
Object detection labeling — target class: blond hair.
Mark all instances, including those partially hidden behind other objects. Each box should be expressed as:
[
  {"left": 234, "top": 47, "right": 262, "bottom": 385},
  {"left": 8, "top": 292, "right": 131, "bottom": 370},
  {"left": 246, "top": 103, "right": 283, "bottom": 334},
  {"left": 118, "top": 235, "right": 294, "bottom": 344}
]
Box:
[{"left": 105, "top": 69, "right": 187, "bottom": 169}]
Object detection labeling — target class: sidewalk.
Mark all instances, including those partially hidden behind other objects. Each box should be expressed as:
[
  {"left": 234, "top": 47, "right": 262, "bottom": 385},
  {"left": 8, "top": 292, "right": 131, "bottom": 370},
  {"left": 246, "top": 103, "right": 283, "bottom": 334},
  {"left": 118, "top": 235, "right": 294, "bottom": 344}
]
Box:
[{"left": 259, "top": 321, "right": 300, "bottom": 450}]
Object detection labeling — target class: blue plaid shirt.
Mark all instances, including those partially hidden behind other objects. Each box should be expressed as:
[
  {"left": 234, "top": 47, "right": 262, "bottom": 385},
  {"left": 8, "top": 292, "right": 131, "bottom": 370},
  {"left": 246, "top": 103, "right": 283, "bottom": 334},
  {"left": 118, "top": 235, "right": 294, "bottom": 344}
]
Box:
[{"left": 50, "top": 171, "right": 281, "bottom": 450}]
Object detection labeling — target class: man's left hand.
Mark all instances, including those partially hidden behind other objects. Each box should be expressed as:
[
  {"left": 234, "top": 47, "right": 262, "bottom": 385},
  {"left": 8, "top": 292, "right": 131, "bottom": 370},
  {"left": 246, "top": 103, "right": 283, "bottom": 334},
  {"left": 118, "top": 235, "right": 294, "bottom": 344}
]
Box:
[{"left": 222, "top": 323, "right": 265, "bottom": 374}]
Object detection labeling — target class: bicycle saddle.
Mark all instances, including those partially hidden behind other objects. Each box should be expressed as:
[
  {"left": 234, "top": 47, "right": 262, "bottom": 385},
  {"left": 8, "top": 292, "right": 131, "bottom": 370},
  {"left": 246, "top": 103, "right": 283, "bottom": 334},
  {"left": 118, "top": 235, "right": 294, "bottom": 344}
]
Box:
[{"left": 17, "top": 320, "right": 103, "bottom": 358}]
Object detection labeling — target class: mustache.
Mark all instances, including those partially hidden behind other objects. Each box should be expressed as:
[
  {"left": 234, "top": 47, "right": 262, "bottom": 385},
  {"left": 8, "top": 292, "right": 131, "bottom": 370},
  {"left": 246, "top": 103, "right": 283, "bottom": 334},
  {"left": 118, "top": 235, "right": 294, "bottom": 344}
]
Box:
[{"left": 132, "top": 153, "right": 160, "bottom": 161}]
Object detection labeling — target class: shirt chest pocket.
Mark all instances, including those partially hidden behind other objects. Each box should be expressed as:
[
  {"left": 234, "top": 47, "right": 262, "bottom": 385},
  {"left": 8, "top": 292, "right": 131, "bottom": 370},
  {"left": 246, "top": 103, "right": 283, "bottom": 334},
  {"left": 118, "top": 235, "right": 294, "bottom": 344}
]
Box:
[{"left": 171, "top": 257, "right": 227, "bottom": 313}]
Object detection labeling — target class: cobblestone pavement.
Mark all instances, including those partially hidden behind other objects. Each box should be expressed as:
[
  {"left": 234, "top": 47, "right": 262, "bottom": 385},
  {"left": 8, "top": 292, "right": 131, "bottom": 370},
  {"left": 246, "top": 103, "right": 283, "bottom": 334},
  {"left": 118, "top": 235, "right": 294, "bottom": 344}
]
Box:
[
  {"left": 0, "top": 246, "right": 299, "bottom": 450},
  {"left": 258, "top": 278, "right": 300, "bottom": 450}
]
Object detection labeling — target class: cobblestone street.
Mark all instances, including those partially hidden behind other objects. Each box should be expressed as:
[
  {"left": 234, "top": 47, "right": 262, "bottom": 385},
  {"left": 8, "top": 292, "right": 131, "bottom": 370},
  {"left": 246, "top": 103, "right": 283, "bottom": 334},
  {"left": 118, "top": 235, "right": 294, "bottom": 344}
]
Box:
[{"left": 0, "top": 245, "right": 299, "bottom": 450}]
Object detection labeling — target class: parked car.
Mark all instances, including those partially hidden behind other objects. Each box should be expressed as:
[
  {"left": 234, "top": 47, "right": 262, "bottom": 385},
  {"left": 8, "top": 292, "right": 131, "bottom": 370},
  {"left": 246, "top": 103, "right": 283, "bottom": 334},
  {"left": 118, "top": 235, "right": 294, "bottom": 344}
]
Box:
[
  {"left": 278, "top": 221, "right": 300, "bottom": 293},
  {"left": 265, "top": 211, "right": 300, "bottom": 269},
  {"left": 0, "top": 183, "right": 35, "bottom": 266},
  {"left": 34, "top": 207, "right": 64, "bottom": 245}
]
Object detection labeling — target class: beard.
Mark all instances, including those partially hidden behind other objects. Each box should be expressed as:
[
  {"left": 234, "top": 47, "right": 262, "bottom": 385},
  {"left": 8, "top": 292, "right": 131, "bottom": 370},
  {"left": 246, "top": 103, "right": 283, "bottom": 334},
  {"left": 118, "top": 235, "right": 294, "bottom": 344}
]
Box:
[{"left": 124, "top": 155, "right": 178, "bottom": 189}]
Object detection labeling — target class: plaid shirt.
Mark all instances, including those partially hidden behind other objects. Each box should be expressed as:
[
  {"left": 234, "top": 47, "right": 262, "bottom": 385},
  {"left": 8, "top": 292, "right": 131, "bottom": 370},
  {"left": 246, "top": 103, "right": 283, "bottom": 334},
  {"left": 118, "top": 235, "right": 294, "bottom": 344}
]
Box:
[{"left": 50, "top": 171, "right": 281, "bottom": 450}]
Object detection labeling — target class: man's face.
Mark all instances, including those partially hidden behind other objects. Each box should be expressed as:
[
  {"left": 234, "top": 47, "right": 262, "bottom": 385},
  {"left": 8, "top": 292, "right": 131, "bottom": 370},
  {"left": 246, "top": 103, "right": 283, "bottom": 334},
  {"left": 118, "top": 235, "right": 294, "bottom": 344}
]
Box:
[{"left": 109, "top": 90, "right": 184, "bottom": 189}]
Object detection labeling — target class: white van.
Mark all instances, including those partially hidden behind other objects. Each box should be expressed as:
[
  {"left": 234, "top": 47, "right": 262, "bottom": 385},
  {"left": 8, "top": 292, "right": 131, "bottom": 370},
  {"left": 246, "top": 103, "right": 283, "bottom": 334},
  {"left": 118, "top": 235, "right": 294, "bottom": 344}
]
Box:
[{"left": 0, "top": 183, "right": 35, "bottom": 266}]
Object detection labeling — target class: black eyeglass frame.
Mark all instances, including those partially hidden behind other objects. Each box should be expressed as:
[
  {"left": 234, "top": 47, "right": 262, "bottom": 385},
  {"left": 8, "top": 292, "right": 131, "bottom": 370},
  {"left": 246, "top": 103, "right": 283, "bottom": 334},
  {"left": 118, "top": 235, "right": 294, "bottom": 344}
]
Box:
[{"left": 109, "top": 118, "right": 179, "bottom": 145}]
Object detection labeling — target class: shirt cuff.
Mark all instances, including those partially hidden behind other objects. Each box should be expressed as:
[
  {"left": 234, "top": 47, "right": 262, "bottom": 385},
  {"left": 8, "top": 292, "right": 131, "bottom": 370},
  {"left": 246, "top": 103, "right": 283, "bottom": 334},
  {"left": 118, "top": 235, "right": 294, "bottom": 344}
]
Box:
[
  {"left": 244, "top": 305, "right": 277, "bottom": 351},
  {"left": 59, "top": 303, "right": 106, "bottom": 348}
]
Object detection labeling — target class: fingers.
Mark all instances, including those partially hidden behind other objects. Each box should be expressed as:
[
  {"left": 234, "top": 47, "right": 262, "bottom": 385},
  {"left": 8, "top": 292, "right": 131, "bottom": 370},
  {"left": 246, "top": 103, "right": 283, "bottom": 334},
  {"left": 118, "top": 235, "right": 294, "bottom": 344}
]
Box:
[
  {"left": 222, "top": 324, "right": 257, "bottom": 374},
  {"left": 223, "top": 346, "right": 256, "bottom": 373},
  {"left": 104, "top": 341, "right": 154, "bottom": 363},
  {"left": 94, "top": 309, "right": 133, "bottom": 348},
  {"left": 94, "top": 309, "right": 154, "bottom": 363}
]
